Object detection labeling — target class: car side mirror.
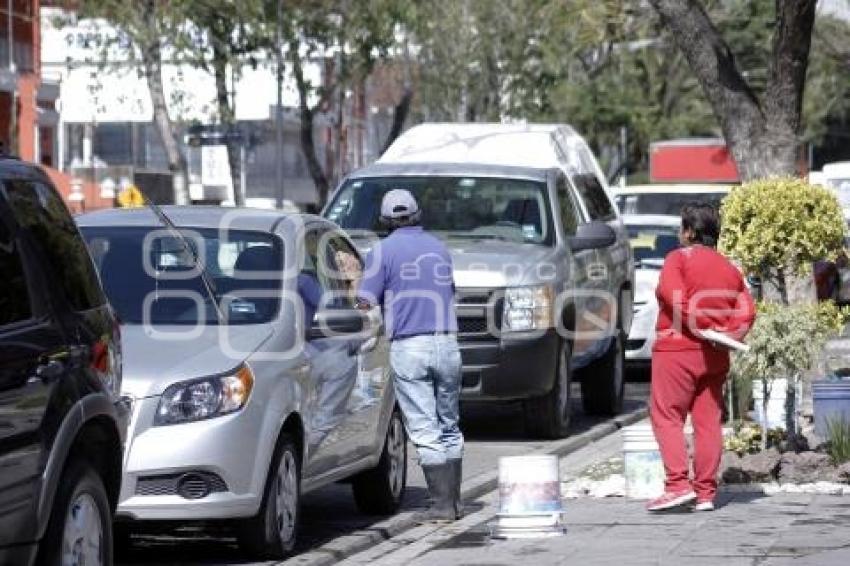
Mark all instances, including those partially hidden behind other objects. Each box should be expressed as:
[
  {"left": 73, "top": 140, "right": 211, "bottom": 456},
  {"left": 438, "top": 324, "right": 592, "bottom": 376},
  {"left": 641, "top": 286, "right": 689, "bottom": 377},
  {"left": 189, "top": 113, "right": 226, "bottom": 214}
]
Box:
[
  {"left": 569, "top": 221, "right": 617, "bottom": 253},
  {"left": 309, "top": 308, "right": 369, "bottom": 340}
]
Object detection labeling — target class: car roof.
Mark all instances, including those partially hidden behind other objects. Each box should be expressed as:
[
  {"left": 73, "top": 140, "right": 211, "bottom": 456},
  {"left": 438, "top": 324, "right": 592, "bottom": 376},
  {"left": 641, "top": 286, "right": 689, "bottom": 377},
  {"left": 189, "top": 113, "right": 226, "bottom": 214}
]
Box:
[
  {"left": 76, "top": 205, "right": 316, "bottom": 232},
  {"left": 622, "top": 214, "right": 681, "bottom": 227},
  {"left": 378, "top": 123, "right": 587, "bottom": 170},
  {"left": 346, "top": 161, "right": 553, "bottom": 182},
  {"left": 615, "top": 184, "right": 733, "bottom": 195}
]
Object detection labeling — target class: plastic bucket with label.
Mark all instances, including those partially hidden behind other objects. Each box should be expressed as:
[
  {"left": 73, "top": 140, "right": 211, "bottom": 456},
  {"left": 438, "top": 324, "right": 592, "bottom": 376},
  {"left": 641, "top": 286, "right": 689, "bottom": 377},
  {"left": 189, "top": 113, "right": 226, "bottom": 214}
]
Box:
[
  {"left": 623, "top": 423, "right": 664, "bottom": 499},
  {"left": 491, "top": 455, "right": 565, "bottom": 539}
]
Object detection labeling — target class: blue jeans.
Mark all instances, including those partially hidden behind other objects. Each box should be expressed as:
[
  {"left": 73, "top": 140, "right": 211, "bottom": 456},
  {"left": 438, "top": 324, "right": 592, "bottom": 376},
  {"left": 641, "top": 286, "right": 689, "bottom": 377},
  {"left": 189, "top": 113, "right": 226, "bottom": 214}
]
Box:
[{"left": 390, "top": 334, "right": 463, "bottom": 466}]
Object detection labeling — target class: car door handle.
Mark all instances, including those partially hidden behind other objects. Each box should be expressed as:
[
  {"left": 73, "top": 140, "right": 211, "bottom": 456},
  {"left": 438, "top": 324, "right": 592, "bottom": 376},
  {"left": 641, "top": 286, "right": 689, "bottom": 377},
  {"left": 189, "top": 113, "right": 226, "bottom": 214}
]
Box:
[{"left": 29, "top": 359, "right": 65, "bottom": 384}]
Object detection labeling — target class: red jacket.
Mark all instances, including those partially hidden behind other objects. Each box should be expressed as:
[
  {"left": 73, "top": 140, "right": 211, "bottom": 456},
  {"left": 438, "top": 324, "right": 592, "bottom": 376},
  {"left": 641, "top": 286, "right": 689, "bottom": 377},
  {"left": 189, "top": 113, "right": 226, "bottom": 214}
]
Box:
[{"left": 654, "top": 245, "right": 756, "bottom": 352}]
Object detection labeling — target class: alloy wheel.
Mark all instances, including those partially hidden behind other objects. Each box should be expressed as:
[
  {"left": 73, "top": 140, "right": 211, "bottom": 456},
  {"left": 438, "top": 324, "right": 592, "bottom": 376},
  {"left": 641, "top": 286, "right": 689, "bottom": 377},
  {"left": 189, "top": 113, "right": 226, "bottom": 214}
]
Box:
[
  {"left": 387, "top": 414, "right": 406, "bottom": 500},
  {"left": 61, "top": 493, "right": 104, "bottom": 566},
  {"left": 274, "top": 451, "right": 298, "bottom": 546}
]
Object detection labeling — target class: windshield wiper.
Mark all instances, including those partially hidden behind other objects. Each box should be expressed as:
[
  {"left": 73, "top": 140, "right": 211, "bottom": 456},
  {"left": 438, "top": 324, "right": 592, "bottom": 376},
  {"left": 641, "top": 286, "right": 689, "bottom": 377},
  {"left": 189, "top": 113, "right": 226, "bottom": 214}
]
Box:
[
  {"left": 134, "top": 194, "right": 224, "bottom": 323},
  {"left": 443, "top": 232, "right": 512, "bottom": 241}
]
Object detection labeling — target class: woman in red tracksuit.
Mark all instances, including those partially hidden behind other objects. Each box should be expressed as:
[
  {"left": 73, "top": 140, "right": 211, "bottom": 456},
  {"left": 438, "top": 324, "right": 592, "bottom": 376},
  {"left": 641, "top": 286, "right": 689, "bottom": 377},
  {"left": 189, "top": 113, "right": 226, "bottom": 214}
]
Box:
[{"left": 647, "top": 204, "right": 756, "bottom": 512}]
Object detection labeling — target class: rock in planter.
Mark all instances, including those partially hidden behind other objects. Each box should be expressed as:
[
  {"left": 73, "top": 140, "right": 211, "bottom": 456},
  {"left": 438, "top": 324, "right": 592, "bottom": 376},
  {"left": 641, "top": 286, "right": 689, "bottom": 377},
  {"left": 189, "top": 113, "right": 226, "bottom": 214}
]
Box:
[
  {"left": 838, "top": 462, "right": 850, "bottom": 484},
  {"left": 722, "top": 449, "right": 781, "bottom": 483},
  {"left": 778, "top": 452, "right": 838, "bottom": 484},
  {"left": 721, "top": 452, "right": 747, "bottom": 484}
]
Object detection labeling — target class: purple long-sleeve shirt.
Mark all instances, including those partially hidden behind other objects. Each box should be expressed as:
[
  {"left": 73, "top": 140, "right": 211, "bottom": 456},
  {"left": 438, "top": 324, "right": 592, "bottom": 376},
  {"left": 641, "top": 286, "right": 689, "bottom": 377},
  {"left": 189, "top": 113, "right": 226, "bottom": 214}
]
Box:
[{"left": 358, "top": 226, "right": 458, "bottom": 340}]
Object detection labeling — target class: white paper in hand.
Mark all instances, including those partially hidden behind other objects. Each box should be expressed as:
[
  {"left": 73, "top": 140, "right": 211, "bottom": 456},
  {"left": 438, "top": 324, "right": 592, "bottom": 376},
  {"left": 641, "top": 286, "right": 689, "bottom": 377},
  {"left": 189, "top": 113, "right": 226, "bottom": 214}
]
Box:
[{"left": 698, "top": 329, "right": 750, "bottom": 352}]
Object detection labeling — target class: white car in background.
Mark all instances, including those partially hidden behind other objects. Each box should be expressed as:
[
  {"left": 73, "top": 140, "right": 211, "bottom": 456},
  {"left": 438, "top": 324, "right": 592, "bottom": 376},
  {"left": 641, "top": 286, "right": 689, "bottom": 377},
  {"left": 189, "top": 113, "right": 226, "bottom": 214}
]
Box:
[
  {"left": 613, "top": 184, "right": 732, "bottom": 216},
  {"left": 623, "top": 214, "right": 682, "bottom": 367}
]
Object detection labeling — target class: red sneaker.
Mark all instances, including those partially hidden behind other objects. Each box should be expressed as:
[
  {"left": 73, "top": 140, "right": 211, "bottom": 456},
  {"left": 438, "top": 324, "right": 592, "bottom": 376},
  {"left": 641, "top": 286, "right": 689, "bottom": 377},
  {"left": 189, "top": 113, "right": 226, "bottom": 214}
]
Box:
[{"left": 646, "top": 490, "right": 696, "bottom": 512}]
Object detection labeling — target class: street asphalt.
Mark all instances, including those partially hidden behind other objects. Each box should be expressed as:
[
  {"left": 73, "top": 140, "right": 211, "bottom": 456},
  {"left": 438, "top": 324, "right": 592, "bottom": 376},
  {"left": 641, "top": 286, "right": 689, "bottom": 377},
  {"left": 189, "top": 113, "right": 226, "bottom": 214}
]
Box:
[{"left": 115, "top": 379, "right": 650, "bottom": 565}]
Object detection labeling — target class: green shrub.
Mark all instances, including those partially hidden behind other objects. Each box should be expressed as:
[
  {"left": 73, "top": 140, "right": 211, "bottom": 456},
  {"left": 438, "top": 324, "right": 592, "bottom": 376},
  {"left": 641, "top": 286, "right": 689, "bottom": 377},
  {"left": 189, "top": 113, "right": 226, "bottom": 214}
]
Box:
[
  {"left": 724, "top": 421, "right": 786, "bottom": 455},
  {"left": 720, "top": 177, "right": 845, "bottom": 283},
  {"left": 825, "top": 417, "right": 850, "bottom": 465}
]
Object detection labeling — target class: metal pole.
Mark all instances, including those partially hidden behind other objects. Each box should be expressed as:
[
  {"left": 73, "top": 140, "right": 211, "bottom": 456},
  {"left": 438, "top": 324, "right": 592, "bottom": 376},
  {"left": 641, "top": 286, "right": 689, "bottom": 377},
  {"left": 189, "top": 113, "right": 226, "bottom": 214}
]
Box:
[
  {"left": 239, "top": 141, "right": 247, "bottom": 206},
  {"left": 274, "top": 0, "right": 284, "bottom": 209},
  {"left": 7, "top": 0, "right": 16, "bottom": 155},
  {"left": 619, "top": 126, "right": 628, "bottom": 188}
]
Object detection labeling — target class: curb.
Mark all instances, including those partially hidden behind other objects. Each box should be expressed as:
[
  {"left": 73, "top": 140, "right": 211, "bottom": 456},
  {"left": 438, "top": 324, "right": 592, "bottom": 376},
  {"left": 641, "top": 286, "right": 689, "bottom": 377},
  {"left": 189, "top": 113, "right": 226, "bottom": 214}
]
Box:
[{"left": 282, "top": 405, "right": 648, "bottom": 566}]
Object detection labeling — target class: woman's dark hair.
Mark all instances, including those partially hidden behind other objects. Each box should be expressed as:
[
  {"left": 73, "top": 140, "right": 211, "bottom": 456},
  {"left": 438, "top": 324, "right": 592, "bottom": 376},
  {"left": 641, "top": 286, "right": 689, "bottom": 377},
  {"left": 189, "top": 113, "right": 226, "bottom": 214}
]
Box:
[{"left": 681, "top": 203, "right": 720, "bottom": 247}]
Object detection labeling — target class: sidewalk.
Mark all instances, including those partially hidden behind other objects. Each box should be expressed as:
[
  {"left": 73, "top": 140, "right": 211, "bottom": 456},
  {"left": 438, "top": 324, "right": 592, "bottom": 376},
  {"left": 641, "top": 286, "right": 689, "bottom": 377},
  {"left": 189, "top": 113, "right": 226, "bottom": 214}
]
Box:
[{"left": 339, "top": 429, "right": 850, "bottom": 566}]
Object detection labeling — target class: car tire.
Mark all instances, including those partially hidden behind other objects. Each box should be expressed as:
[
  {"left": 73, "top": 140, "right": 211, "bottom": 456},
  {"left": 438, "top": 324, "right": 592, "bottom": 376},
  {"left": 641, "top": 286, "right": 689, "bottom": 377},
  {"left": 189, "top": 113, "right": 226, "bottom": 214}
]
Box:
[
  {"left": 237, "top": 435, "right": 301, "bottom": 560},
  {"left": 579, "top": 329, "right": 626, "bottom": 416},
  {"left": 351, "top": 409, "right": 408, "bottom": 515},
  {"left": 523, "top": 339, "right": 572, "bottom": 439},
  {"left": 38, "top": 459, "right": 113, "bottom": 566}
]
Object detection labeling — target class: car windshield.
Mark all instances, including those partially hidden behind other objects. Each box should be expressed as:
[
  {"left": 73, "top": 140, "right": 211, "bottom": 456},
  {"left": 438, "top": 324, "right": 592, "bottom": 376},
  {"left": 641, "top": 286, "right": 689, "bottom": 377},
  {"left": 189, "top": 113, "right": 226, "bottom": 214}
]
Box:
[
  {"left": 80, "top": 226, "right": 283, "bottom": 325},
  {"left": 326, "top": 176, "right": 553, "bottom": 245},
  {"left": 616, "top": 192, "right": 726, "bottom": 215},
  {"left": 627, "top": 224, "right": 680, "bottom": 266}
]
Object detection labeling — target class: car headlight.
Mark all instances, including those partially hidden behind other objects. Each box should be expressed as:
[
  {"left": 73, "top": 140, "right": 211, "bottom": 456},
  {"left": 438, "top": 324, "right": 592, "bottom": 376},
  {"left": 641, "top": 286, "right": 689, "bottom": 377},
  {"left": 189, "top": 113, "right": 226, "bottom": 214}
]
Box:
[
  {"left": 154, "top": 366, "right": 254, "bottom": 426},
  {"left": 502, "top": 285, "right": 553, "bottom": 332}
]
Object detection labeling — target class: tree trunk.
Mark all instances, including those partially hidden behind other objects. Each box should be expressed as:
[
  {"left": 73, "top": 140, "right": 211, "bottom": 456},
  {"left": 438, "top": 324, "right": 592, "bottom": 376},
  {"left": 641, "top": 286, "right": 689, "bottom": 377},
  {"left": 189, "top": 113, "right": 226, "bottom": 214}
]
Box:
[
  {"left": 211, "top": 40, "right": 244, "bottom": 206},
  {"left": 785, "top": 373, "right": 798, "bottom": 447},
  {"left": 291, "top": 44, "right": 330, "bottom": 206},
  {"left": 648, "top": 0, "right": 817, "bottom": 181},
  {"left": 381, "top": 87, "right": 413, "bottom": 154},
  {"left": 761, "top": 378, "right": 770, "bottom": 451},
  {"left": 141, "top": 0, "right": 189, "bottom": 205}
]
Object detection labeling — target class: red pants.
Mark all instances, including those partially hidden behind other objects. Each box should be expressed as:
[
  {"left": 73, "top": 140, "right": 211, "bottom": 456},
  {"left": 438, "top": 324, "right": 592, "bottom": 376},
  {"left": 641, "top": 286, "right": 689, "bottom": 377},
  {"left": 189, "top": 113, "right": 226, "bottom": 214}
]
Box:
[{"left": 650, "top": 348, "right": 729, "bottom": 500}]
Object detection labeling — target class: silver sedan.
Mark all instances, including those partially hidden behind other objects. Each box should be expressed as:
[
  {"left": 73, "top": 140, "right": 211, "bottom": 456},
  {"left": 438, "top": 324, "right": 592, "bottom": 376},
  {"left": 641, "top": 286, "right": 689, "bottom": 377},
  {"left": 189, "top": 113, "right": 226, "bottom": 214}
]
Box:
[{"left": 77, "top": 206, "right": 406, "bottom": 559}]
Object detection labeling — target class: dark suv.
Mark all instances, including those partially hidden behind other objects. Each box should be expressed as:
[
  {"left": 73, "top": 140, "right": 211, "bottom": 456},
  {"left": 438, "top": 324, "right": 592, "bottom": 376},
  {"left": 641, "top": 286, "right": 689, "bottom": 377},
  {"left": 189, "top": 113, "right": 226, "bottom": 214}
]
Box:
[{"left": 0, "top": 158, "right": 126, "bottom": 565}]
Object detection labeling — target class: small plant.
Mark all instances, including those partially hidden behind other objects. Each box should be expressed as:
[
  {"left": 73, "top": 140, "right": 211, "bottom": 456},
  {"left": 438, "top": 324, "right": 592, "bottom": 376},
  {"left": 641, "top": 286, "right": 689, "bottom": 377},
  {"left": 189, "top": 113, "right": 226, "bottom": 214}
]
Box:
[
  {"left": 723, "top": 422, "right": 786, "bottom": 456},
  {"left": 824, "top": 417, "right": 850, "bottom": 465},
  {"left": 730, "top": 301, "right": 850, "bottom": 448}
]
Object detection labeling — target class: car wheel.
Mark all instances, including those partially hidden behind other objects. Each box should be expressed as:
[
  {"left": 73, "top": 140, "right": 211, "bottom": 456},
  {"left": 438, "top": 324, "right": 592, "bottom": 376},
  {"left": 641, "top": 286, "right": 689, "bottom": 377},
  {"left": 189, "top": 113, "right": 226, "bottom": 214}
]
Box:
[
  {"left": 39, "top": 459, "right": 113, "bottom": 566},
  {"left": 579, "top": 329, "right": 626, "bottom": 416},
  {"left": 237, "top": 435, "right": 300, "bottom": 559},
  {"left": 523, "top": 339, "right": 572, "bottom": 439},
  {"left": 351, "top": 409, "right": 407, "bottom": 515}
]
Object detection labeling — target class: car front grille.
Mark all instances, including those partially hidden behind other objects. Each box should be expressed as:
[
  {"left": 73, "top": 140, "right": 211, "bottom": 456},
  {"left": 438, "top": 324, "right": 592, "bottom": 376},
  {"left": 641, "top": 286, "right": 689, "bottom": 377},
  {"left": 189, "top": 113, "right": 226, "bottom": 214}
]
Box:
[
  {"left": 135, "top": 472, "right": 228, "bottom": 499},
  {"left": 456, "top": 288, "right": 502, "bottom": 342}
]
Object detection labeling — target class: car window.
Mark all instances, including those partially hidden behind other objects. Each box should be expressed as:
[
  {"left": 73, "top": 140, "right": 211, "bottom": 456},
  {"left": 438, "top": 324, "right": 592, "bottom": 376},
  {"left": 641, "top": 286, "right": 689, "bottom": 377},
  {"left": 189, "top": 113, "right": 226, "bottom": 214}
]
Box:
[
  {"left": 327, "top": 176, "right": 554, "bottom": 246},
  {"left": 618, "top": 192, "right": 727, "bottom": 215},
  {"left": 5, "top": 179, "right": 105, "bottom": 311},
  {"left": 82, "top": 226, "right": 281, "bottom": 325},
  {"left": 556, "top": 174, "right": 580, "bottom": 236},
  {"left": 627, "top": 224, "right": 680, "bottom": 265},
  {"left": 0, "top": 218, "right": 32, "bottom": 326},
  {"left": 327, "top": 233, "right": 363, "bottom": 308},
  {"left": 571, "top": 173, "right": 616, "bottom": 221}
]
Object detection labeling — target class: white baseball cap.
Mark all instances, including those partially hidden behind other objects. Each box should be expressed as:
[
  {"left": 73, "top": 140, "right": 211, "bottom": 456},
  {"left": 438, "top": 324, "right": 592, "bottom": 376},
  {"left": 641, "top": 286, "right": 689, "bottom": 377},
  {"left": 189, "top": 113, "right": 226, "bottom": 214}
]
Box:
[{"left": 381, "top": 189, "right": 420, "bottom": 219}]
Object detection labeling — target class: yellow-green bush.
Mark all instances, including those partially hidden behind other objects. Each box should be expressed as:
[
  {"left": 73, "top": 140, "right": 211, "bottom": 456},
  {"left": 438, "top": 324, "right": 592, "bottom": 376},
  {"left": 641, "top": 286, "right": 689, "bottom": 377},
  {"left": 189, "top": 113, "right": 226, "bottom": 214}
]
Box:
[{"left": 719, "top": 177, "right": 845, "bottom": 278}]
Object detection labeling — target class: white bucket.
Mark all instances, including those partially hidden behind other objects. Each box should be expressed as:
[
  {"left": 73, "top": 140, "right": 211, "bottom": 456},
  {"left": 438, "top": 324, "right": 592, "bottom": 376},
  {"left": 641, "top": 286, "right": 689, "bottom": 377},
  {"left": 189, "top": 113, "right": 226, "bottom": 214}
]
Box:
[
  {"left": 491, "top": 455, "right": 565, "bottom": 539},
  {"left": 751, "top": 378, "right": 790, "bottom": 430},
  {"left": 623, "top": 423, "right": 664, "bottom": 500}
]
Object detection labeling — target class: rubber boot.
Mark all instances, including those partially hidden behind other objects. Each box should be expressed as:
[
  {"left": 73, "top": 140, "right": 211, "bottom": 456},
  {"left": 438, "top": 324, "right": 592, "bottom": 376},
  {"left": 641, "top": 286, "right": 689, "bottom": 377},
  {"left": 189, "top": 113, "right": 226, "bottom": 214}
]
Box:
[
  {"left": 415, "top": 463, "right": 456, "bottom": 523},
  {"left": 448, "top": 458, "right": 464, "bottom": 519}
]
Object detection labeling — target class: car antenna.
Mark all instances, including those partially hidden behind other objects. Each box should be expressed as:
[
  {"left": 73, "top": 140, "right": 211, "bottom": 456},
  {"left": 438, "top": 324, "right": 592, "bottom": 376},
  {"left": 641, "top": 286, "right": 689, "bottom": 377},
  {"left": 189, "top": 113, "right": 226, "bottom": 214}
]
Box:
[{"left": 135, "top": 194, "right": 223, "bottom": 321}]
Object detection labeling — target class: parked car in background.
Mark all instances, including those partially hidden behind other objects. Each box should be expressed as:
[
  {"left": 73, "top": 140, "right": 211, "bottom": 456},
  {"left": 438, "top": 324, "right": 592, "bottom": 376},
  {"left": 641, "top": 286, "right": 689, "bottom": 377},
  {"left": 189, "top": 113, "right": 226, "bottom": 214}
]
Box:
[
  {"left": 325, "top": 123, "right": 634, "bottom": 439},
  {"left": 613, "top": 184, "right": 732, "bottom": 216},
  {"left": 622, "top": 214, "right": 681, "bottom": 367},
  {"left": 77, "top": 206, "right": 405, "bottom": 560},
  {"left": 0, "top": 158, "right": 126, "bottom": 566}
]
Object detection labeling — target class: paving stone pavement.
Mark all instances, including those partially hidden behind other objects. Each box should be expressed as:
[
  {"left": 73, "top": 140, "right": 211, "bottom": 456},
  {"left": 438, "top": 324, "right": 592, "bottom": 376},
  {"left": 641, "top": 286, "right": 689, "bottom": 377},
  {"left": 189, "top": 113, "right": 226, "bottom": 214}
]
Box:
[{"left": 339, "top": 430, "right": 850, "bottom": 566}]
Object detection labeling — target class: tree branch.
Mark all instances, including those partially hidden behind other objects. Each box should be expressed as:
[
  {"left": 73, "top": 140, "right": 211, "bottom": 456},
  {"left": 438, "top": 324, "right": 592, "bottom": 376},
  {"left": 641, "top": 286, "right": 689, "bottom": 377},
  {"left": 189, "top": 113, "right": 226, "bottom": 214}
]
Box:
[{"left": 647, "top": 0, "right": 764, "bottom": 140}]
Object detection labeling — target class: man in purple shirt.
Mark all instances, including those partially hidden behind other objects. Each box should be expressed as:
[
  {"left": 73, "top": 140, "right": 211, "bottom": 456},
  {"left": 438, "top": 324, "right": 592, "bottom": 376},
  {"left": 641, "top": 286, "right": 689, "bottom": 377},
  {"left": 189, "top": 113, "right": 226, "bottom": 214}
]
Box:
[{"left": 358, "top": 189, "right": 463, "bottom": 523}]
